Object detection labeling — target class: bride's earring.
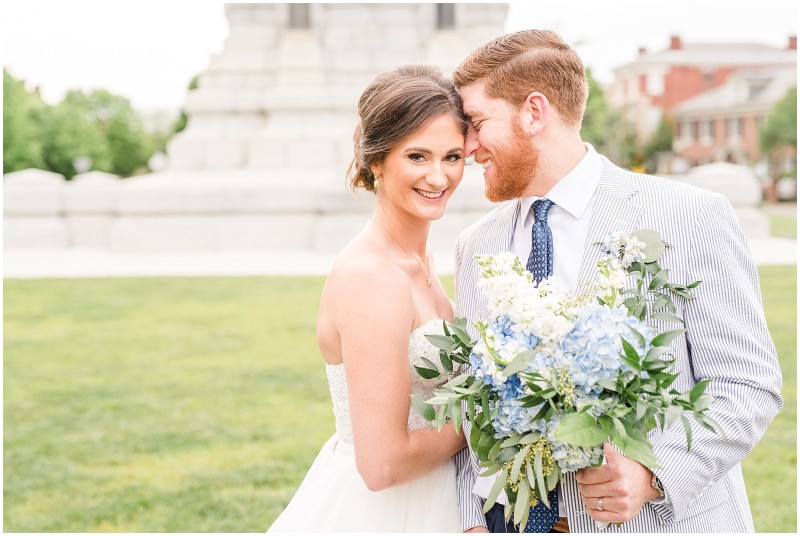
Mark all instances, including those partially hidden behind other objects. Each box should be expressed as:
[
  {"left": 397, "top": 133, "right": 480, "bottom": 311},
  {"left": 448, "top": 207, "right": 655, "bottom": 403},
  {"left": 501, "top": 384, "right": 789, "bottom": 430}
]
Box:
[{"left": 374, "top": 175, "right": 381, "bottom": 190}]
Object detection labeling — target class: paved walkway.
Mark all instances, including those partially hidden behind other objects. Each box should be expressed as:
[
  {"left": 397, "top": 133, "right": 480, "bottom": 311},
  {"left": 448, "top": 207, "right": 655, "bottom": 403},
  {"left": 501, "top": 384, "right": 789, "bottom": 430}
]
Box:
[{"left": 4, "top": 236, "right": 796, "bottom": 279}]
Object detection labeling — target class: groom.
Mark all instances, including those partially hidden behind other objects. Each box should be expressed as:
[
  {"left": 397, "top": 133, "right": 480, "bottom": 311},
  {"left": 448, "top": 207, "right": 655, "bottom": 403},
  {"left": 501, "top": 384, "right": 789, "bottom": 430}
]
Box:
[{"left": 451, "top": 30, "right": 783, "bottom": 533}]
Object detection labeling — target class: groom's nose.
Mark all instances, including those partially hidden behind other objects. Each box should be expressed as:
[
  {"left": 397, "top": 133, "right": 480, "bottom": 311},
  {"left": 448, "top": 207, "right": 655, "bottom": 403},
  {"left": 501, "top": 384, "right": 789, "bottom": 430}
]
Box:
[{"left": 464, "top": 127, "right": 480, "bottom": 156}]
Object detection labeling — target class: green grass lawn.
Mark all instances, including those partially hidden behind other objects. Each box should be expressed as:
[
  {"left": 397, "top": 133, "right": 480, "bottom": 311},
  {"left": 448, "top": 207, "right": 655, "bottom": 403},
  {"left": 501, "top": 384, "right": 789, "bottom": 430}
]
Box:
[
  {"left": 767, "top": 207, "right": 797, "bottom": 239},
  {"left": 3, "top": 268, "right": 796, "bottom": 532}
]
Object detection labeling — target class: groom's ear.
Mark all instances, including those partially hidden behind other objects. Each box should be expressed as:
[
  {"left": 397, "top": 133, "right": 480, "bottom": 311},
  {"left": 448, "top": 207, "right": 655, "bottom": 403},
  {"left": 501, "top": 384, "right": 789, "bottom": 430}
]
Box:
[{"left": 521, "top": 91, "right": 549, "bottom": 138}]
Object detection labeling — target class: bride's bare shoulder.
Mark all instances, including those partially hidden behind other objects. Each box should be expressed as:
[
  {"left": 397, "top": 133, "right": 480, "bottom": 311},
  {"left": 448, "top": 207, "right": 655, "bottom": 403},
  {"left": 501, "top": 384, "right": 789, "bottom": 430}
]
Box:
[{"left": 324, "top": 239, "right": 411, "bottom": 307}]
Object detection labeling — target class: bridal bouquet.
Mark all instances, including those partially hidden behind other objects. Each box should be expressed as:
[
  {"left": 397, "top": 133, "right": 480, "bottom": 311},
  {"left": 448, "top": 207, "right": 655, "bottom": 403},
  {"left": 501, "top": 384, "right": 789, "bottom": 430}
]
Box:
[{"left": 412, "top": 230, "right": 725, "bottom": 531}]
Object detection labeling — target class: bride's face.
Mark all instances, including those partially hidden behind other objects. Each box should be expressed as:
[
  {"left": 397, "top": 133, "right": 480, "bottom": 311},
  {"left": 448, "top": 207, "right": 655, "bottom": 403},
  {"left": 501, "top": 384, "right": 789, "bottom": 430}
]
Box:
[{"left": 372, "top": 114, "right": 465, "bottom": 221}]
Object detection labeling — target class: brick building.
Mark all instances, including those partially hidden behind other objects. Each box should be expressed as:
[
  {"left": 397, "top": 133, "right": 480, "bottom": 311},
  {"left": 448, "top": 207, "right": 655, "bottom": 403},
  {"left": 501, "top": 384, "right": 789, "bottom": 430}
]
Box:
[
  {"left": 671, "top": 67, "right": 796, "bottom": 169},
  {"left": 608, "top": 35, "right": 796, "bottom": 142}
]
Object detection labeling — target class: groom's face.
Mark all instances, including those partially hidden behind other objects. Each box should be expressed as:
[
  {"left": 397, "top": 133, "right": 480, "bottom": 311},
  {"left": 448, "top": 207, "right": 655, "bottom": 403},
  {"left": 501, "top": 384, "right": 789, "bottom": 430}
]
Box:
[{"left": 460, "top": 82, "right": 539, "bottom": 202}]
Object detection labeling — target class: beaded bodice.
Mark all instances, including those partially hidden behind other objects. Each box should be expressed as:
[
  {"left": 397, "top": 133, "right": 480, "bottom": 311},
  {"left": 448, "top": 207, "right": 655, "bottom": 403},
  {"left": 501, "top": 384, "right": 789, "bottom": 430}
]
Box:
[{"left": 325, "top": 319, "right": 449, "bottom": 444}]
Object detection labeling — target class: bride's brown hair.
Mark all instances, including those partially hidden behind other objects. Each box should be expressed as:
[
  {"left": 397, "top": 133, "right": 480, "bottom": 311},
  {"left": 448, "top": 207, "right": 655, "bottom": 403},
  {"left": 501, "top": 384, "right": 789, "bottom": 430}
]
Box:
[{"left": 347, "top": 65, "right": 467, "bottom": 192}]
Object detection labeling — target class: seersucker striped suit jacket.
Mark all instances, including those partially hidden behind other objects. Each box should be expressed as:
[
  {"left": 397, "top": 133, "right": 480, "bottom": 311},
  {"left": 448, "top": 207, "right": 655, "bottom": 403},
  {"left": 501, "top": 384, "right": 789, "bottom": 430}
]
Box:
[{"left": 452, "top": 156, "right": 783, "bottom": 533}]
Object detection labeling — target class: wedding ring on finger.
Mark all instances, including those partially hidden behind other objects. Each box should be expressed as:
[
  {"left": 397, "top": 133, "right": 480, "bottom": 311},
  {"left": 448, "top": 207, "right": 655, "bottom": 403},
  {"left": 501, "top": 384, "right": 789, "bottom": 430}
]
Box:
[{"left": 597, "top": 497, "right": 604, "bottom": 512}]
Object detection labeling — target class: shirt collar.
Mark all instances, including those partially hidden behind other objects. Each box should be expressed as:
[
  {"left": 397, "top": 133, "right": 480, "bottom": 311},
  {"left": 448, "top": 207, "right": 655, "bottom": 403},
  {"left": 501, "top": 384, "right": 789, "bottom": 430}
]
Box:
[{"left": 520, "top": 143, "right": 602, "bottom": 220}]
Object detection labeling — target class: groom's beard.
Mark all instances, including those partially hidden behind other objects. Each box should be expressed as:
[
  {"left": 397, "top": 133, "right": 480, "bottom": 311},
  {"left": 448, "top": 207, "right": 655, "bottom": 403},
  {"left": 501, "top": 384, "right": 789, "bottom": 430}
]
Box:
[{"left": 483, "top": 120, "right": 540, "bottom": 202}]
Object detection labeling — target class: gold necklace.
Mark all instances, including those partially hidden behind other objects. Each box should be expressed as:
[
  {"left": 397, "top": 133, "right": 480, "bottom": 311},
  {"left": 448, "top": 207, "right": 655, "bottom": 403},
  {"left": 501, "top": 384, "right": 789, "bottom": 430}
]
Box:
[{"left": 371, "top": 218, "right": 432, "bottom": 288}]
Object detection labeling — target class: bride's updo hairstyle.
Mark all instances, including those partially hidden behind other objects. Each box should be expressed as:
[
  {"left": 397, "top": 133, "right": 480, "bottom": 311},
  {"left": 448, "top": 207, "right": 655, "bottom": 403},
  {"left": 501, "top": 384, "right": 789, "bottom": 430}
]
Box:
[{"left": 348, "top": 64, "right": 467, "bottom": 192}]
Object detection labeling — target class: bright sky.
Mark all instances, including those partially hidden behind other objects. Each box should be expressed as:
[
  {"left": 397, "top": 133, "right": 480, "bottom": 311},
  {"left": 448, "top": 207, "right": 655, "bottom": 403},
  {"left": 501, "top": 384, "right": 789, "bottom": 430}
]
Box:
[{"left": 2, "top": 1, "right": 796, "bottom": 115}]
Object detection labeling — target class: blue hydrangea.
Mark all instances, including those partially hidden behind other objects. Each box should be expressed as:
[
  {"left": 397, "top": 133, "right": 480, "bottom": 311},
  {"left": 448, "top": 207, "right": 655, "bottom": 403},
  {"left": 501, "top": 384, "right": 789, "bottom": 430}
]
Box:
[{"left": 557, "top": 304, "right": 654, "bottom": 398}]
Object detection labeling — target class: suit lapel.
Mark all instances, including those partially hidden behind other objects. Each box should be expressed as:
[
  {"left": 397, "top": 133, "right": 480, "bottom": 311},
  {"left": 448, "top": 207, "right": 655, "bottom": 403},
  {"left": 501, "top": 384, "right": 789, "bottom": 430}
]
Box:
[
  {"left": 476, "top": 199, "right": 520, "bottom": 256},
  {"left": 575, "top": 159, "right": 643, "bottom": 292}
]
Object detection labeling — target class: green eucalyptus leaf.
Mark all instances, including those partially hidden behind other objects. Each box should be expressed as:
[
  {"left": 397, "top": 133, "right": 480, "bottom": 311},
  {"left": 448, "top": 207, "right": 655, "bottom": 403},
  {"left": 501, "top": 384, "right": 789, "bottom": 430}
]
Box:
[
  {"left": 694, "top": 414, "right": 727, "bottom": 438},
  {"left": 483, "top": 466, "right": 509, "bottom": 514},
  {"left": 469, "top": 419, "right": 482, "bottom": 451},
  {"left": 502, "top": 349, "right": 538, "bottom": 378},
  {"left": 477, "top": 431, "right": 495, "bottom": 461},
  {"left": 690, "top": 378, "right": 713, "bottom": 403},
  {"left": 625, "top": 325, "right": 646, "bottom": 347},
  {"left": 500, "top": 433, "right": 525, "bottom": 448},
  {"left": 515, "top": 479, "right": 531, "bottom": 531},
  {"left": 650, "top": 311, "right": 684, "bottom": 324},
  {"left": 620, "top": 338, "right": 642, "bottom": 371},
  {"left": 533, "top": 449, "right": 550, "bottom": 508},
  {"left": 443, "top": 373, "right": 470, "bottom": 388},
  {"left": 488, "top": 437, "right": 505, "bottom": 460},
  {"left": 556, "top": 412, "right": 605, "bottom": 447},
  {"left": 420, "top": 356, "right": 439, "bottom": 372},
  {"left": 410, "top": 394, "right": 436, "bottom": 422},
  {"left": 425, "top": 333, "right": 458, "bottom": 352},
  {"left": 665, "top": 404, "right": 684, "bottom": 429},
  {"left": 440, "top": 351, "right": 453, "bottom": 372},
  {"left": 680, "top": 414, "right": 693, "bottom": 451},
  {"left": 546, "top": 464, "right": 561, "bottom": 490},
  {"left": 652, "top": 293, "right": 671, "bottom": 311},
  {"left": 693, "top": 394, "right": 714, "bottom": 412},
  {"left": 519, "top": 431, "right": 542, "bottom": 445},
  {"left": 498, "top": 447, "right": 518, "bottom": 463},
  {"left": 414, "top": 366, "right": 441, "bottom": 380},
  {"left": 645, "top": 261, "right": 662, "bottom": 276},
  {"left": 635, "top": 399, "right": 648, "bottom": 421},
  {"left": 596, "top": 379, "right": 618, "bottom": 392},
  {"left": 648, "top": 268, "right": 670, "bottom": 291},
  {"left": 634, "top": 229, "right": 667, "bottom": 263},
  {"left": 615, "top": 433, "right": 661, "bottom": 469},
  {"left": 651, "top": 329, "right": 686, "bottom": 348},
  {"left": 510, "top": 448, "right": 527, "bottom": 482},
  {"left": 598, "top": 416, "right": 615, "bottom": 439}
]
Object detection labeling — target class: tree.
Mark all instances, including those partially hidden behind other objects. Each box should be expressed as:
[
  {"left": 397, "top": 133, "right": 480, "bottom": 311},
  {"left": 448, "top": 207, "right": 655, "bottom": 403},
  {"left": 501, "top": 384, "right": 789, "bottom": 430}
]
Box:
[
  {"left": 643, "top": 116, "right": 674, "bottom": 174},
  {"left": 3, "top": 69, "right": 46, "bottom": 173},
  {"left": 63, "top": 90, "right": 151, "bottom": 177},
  {"left": 40, "top": 97, "right": 112, "bottom": 180},
  {"left": 581, "top": 69, "right": 638, "bottom": 169},
  {"left": 760, "top": 86, "right": 797, "bottom": 202}
]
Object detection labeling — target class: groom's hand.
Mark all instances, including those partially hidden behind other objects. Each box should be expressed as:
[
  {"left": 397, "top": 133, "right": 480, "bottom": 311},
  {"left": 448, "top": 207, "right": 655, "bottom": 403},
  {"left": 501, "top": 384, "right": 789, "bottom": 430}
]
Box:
[
  {"left": 575, "top": 443, "right": 660, "bottom": 523},
  {"left": 464, "top": 527, "right": 490, "bottom": 533}
]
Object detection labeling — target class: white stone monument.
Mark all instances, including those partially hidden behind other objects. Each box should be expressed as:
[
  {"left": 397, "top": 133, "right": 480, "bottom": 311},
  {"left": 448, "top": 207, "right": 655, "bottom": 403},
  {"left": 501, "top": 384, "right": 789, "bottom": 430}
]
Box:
[{"left": 110, "top": 3, "right": 506, "bottom": 254}]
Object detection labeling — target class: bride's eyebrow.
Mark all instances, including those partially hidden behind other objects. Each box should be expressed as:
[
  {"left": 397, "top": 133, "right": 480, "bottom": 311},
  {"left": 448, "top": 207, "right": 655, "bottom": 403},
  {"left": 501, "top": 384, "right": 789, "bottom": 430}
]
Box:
[{"left": 404, "top": 147, "right": 432, "bottom": 154}]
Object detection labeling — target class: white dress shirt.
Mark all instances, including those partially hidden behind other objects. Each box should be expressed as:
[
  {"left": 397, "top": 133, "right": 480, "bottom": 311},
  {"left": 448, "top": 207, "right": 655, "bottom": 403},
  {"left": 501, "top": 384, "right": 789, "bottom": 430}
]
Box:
[{"left": 512, "top": 143, "right": 603, "bottom": 292}]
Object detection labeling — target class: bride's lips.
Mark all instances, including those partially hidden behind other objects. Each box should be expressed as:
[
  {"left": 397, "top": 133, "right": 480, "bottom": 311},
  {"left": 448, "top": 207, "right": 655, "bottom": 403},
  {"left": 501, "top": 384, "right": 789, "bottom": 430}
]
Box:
[{"left": 413, "top": 188, "right": 448, "bottom": 200}]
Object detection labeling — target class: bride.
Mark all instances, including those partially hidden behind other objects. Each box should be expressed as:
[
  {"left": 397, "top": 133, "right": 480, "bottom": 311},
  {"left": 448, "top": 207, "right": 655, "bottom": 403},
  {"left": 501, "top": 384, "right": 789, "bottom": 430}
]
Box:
[{"left": 267, "top": 65, "right": 468, "bottom": 532}]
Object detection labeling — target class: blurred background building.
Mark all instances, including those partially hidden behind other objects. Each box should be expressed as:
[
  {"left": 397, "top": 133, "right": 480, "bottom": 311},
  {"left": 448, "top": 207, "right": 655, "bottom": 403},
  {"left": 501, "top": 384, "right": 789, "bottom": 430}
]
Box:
[{"left": 608, "top": 34, "right": 796, "bottom": 186}]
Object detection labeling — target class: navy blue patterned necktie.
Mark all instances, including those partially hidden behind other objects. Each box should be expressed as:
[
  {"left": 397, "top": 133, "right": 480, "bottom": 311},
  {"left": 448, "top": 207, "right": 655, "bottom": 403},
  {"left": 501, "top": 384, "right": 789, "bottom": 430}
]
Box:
[
  {"left": 526, "top": 198, "right": 554, "bottom": 285},
  {"left": 524, "top": 488, "right": 559, "bottom": 532},
  {"left": 523, "top": 198, "right": 559, "bottom": 531}
]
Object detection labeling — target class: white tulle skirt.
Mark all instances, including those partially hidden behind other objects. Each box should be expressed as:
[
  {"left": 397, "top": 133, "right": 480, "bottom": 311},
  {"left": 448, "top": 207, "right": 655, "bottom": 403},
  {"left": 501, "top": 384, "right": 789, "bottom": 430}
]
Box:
[{"left": 267, "top": 434, "right": 462, "bottom": 533}]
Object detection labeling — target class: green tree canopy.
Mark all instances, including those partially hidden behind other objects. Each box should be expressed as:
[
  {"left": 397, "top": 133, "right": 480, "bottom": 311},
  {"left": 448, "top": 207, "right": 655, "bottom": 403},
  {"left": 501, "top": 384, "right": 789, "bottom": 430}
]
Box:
[
  {"left": 3, "top": 69, "right": 47, "bottom": 173},
  {"left": 62, "top": 90, "right": 151, "bottom": 177},
  {"left": 581, "top": 69, "right": 637, "bottom": 169},
  {"left": 761, "top": 86, "right": 797, "bottom": 153},
  {"left": 40, "top": 97, "right": 112, "bottom": 179}
]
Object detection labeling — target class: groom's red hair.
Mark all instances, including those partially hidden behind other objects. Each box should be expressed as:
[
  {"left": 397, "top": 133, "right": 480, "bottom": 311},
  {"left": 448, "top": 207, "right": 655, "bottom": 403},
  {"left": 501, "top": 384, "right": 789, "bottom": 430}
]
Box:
[{"left": 453, "top": 29, "right": 588, "bottom": 128}]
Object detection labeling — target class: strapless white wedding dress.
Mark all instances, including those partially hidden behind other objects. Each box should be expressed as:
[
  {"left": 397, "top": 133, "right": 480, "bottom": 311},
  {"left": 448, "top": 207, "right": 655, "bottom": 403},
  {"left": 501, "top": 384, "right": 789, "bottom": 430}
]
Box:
[{"left": 267, "top": 319, "right": 462, "bottom": 533}]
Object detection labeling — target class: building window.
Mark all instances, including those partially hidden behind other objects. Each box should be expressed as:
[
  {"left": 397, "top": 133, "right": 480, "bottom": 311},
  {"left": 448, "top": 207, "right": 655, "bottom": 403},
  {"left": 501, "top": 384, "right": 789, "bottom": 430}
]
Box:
[
  {"left": 678, "top": 119, "right": 693, "bottom": 142},
  {"left": 289, "top": 3, "right": 311, "bottom": 29},
  {"left": 436, "top": 3, "right": 456, "bottom": 30},
  {"left": 699, "top": 119, "right": 712, "bottom": 145},
  {"left": 727, "top": 116, "right": 744, "bottom": 140}
]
